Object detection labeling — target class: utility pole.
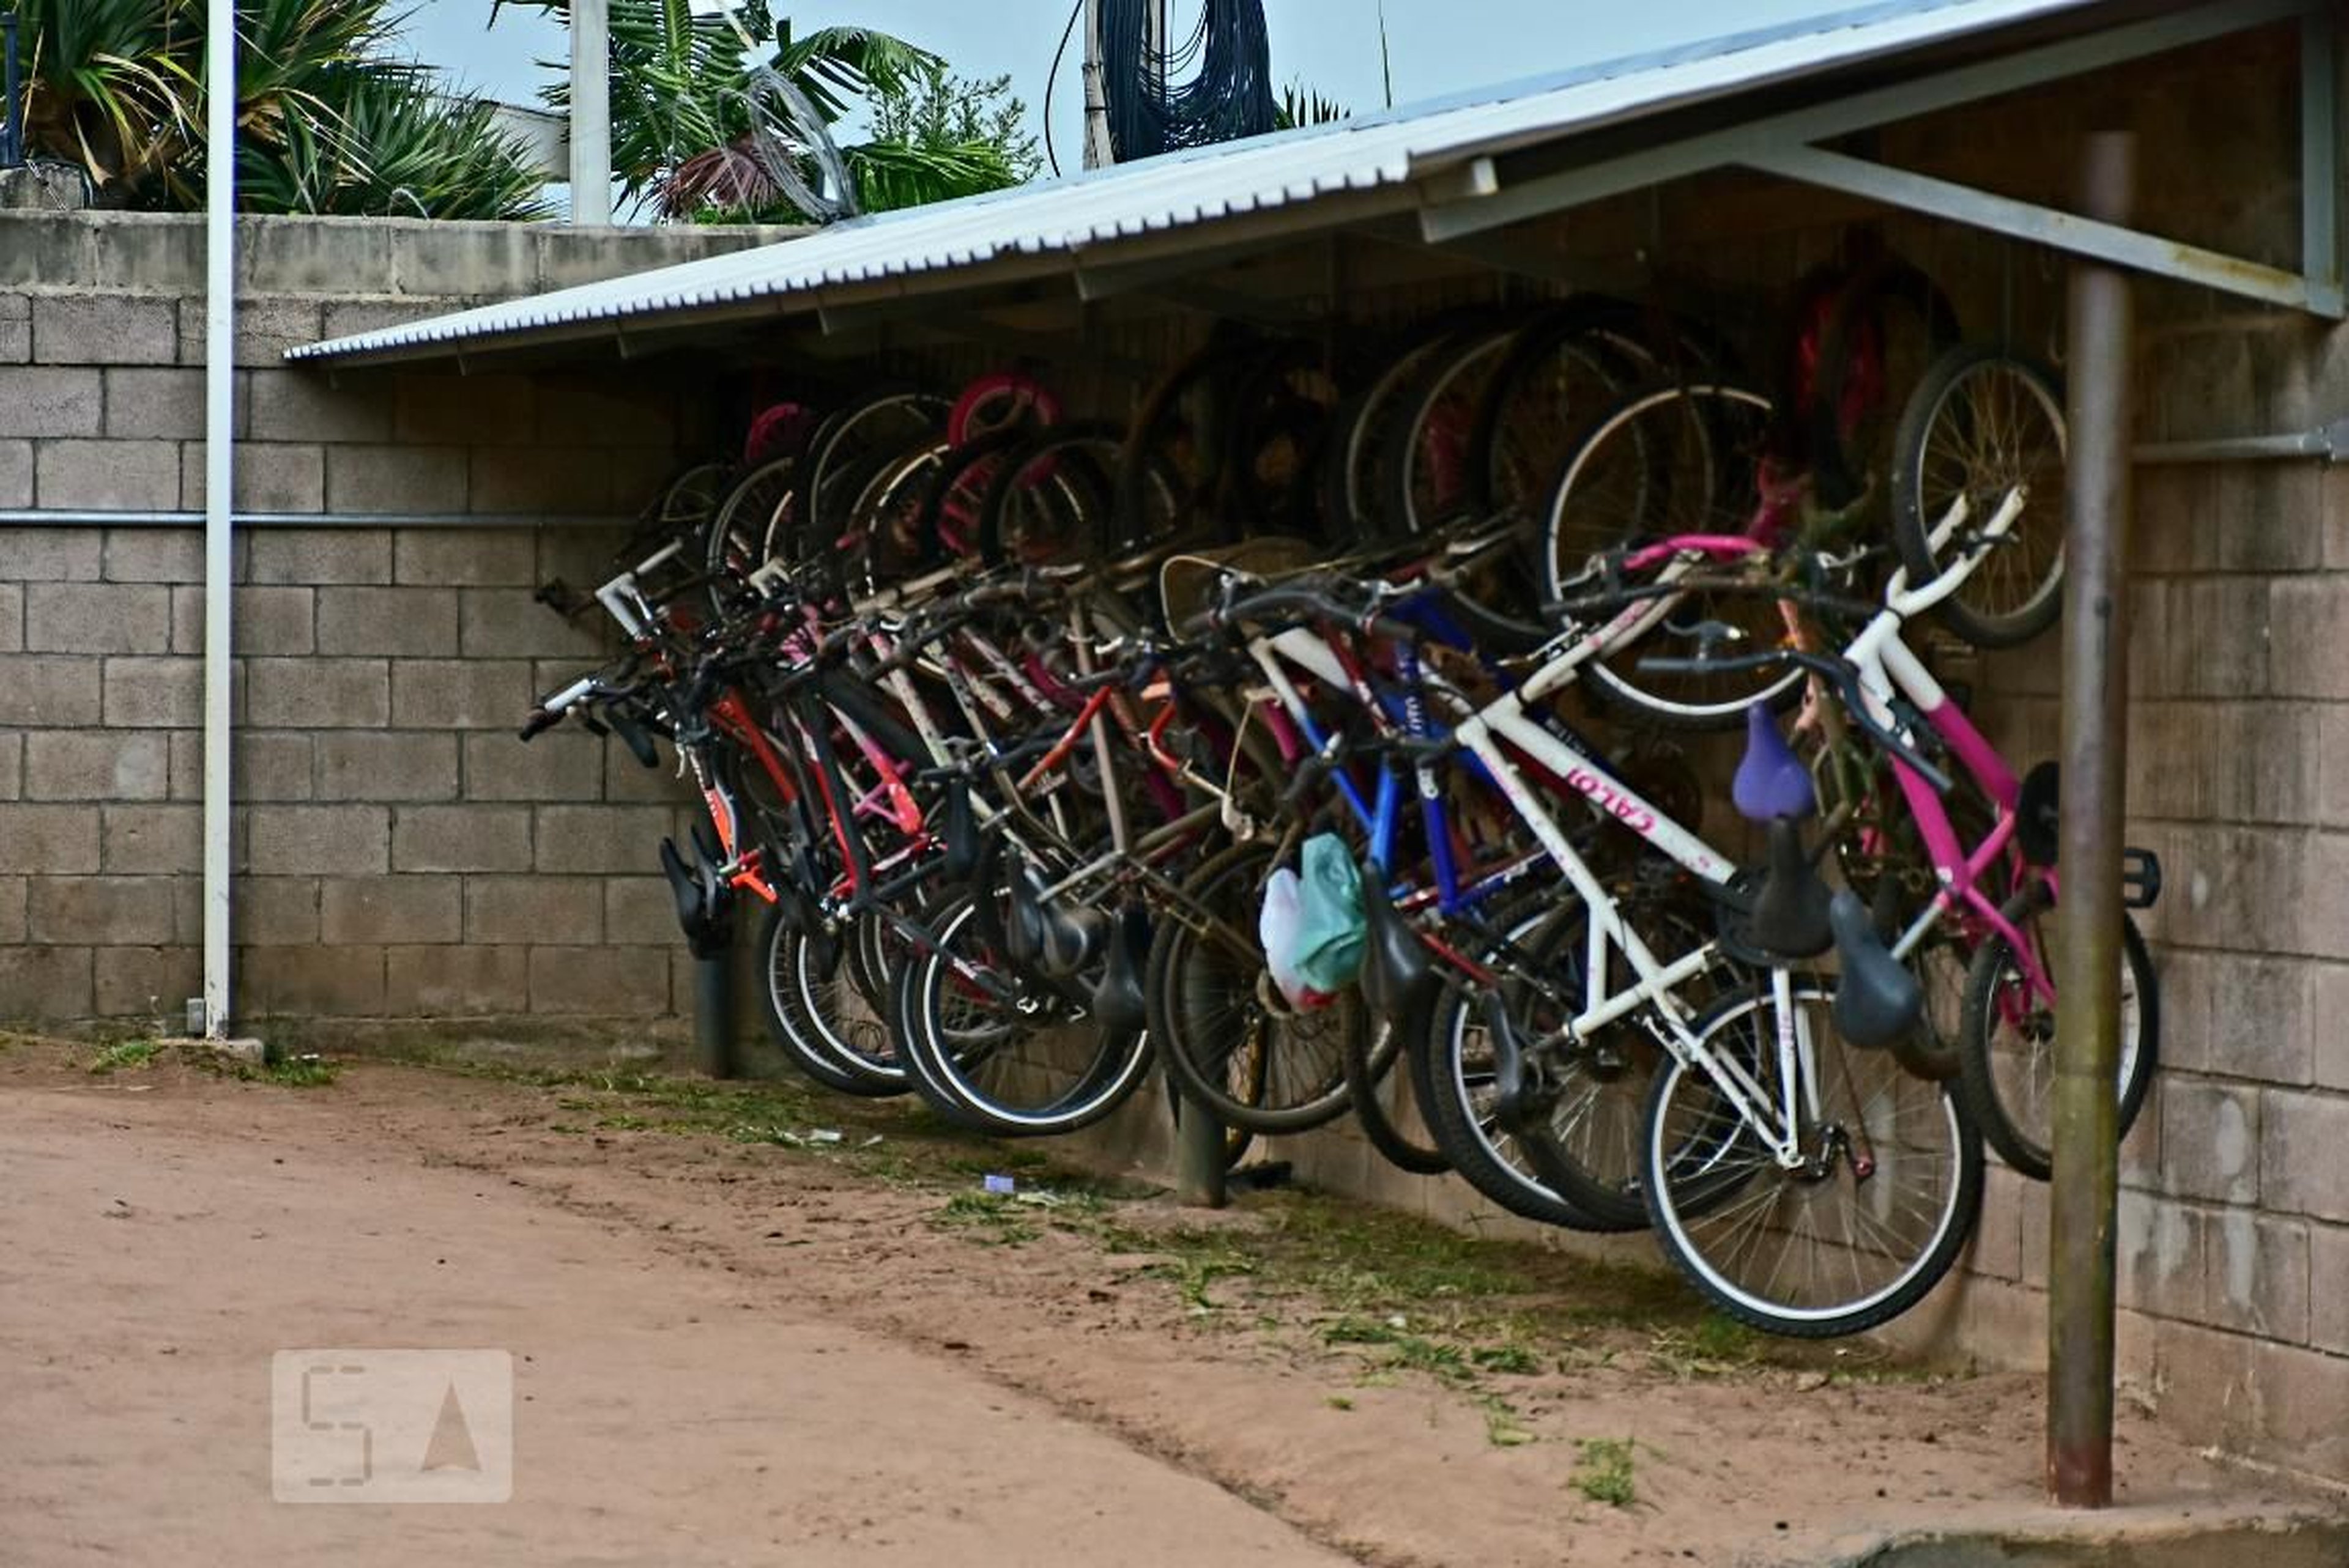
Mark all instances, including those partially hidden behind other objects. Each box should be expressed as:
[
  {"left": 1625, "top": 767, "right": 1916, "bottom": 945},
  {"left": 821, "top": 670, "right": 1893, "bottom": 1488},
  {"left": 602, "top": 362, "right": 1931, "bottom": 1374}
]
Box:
[
  {"left": 569, "top": 0, "right": 612, "bottom": 224},
  {"left": 1082, "top": 0, "right": 1167, "bottom": 169}
]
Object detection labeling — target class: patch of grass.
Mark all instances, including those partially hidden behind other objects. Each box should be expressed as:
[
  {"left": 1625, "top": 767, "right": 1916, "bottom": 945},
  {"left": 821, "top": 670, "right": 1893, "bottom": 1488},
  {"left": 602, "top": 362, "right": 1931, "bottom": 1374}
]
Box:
[
  {"left": 1471, "top": 1344, "right": 1542, "bottom": 1376},
  {"left": 1647, "top": 1313, "right": 1767, "bottom": 1378},
  {"left": 1571, "top": 1437, "right": 1638, "bottom": 1507},
  {"left": 1478, "top": 1393, "right": 1536, "bottom": 1448},
  {"left": 929, "top": 1193, "right": 1041, "bottom": 1246},
  {"left": 261, "top": 1054, "right": 341, "bottom": 1087},
  {"left": 1325, "top": 1394, "right": 1355, "bottom": 1411},
  {"left": 86, "top": 1038, "right": 161, "bottom": 1076}
]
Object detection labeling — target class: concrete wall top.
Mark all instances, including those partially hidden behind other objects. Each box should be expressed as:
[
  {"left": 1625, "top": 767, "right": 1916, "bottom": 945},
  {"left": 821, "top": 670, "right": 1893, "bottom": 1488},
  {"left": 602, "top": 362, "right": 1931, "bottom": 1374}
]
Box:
[{"left": 0, "top": 212, "right": 812, "bottom": 300}]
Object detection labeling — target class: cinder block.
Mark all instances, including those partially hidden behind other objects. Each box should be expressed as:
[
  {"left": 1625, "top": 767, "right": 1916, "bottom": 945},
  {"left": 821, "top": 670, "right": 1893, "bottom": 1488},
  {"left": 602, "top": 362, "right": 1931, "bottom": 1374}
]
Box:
[
  {"left": 603, "top": 733, "right": 683, "bottom": 803},
  {"left": 2161, "top": 1076, "right": 2262, "bottom": 1204},
  {"left": 168, "top": 730, "right": 199, "bottom": 800},
  {"left": 0, "top": 945, "right": 94, "bottom": 1020},
  {"left": 528, "top": 944, "right": 673, "bottom": 1015},
  {"left": 324, "top": 445, "right": 467, "bottom": 514},
  {"left": 390, "top": 221, "right": 535, "bottom": 299},
  {"left": 2247, "top": 1341, "right": 2349, "bottom": 1477},
  {"left": 534, "top": 527, "right": 635, "bottom": 594},
  {"left": 2271, "top": 578, "right": 2349, "bottom": 698},
  {"left": 385, "top": 944, "right": 528, "bottom": 1016},
  {"left": 102, "top": 527, "right": 204, "bottom": 583},
  {"left": 102, "top": 804, "right": 201, "bottom": 874},
  {"left": 170, "top": 586, "right": 315, "bottom": 656},
  {"left": 0, "top": 657, "right": 101, "bottom": 725},
  {"left": 25, "top": 583, "right": 171, "bottom": 654},
  {"left": 315, "top": 731, "right": 458, "bottom": 802},
  {"left": 0, "top": 583, "right": 20, "bottom": 653},
  {"left": 609, "top": 448, "right": 684, "bottom": 516},
  {"left": 2312, "top": 1222, "right": 2349, "bottom": 1355},
  {"left": 465, "top": 875, "right": 601, "bottom": 945},
  {"left": 245, "top": 657, "right": 388, "bottom": 728},
  {"left": 391, "top": 804, "right": 532, "bottom": 872},
  {"left": 394, "top": 528, "right": 538, "bottom": 586},
  {"left": 604, "top": 876, "right": 684, "bottom": 947},
  {"left": 245, "top": 804, "right": 390, "bottom": 875},
  {"left": 24, "top": 731, "right": 171, "bottom": 801},
  {"left": 462, "top": 730, "right": 602, "bottom": 801},
  {"left": 533, "top": 374, "right": 680, "bottom": 447},
  {"left": 0, "top": 526, "right": 100, "bottom": 580},
  {"left": 33, "top": 294, "right": 176, "bottom": 365},
  {"left": 0, "top": 876, "right": 23, "bottom": 941},
  {"left": 469, "top": 448, "right": 612, "bottom": 514},
  {"left": 315, "top": 586, "right": 458, "bottom": 656},
  {"left": 242, "top": 218, "right": 393, "bottom": 294},
  {"left": 320, "top": 876, "right": 462, "bottom": 945},
  {"left": 318, "top": 299, "right": 447, "bottom": 342},
  {"left": 2213, "top": 465, "right": 2324, "bottom": 574},
  {"left": 78, "top": 214, "right": 196, "bottom": 290},
  {"left": 532, "top": 805, "right": 675, "bottom": 875},
  {"left": 2261, "top": 1087, "right": 2349, "bottom": 1223},
  {"left": 389, "top": 659, "right": 533, "bottom": 730},
  {"left": 0, "top": 294, "right": 24, "bottom": 363},
  {"left": 182, "top": 442, "right": 327, "bottom": 514},
  {"left": 2110, "top": 1188, "right": 2206, "bottom": 1322},
  {"left": 34, "top": 439, "right": 181, "bottom": 511},
  {"left": 459, "top": 586, "right": 607, "bottom": 659},
  {"left": 393, "top": 372, "right": 536, "bottom": 446},
  {"left": 92, "top": 945, "right": 202, "bottom": 1019},
  {"left": 28, "top": 875, "right": 179, "bottom": 944},
  {"left": 239, "top": 942, "right": 387, "bottom": 1016},
  {"left": 180, "top": 297, "right": 327, "bottom": 368},
  {"left": 102, "top": 656, "right": 202, "bottom": 728},
  {"left": 234, "top": 876, "right": 319, "bottom": 945},
  {"left": 103, "top": 366, "right": 207, "bottom": 439},
  {"left": 0, "top": 368, "right": 103, "bottom": 435},
  {"left": 246, "top": 528, "right": 392, "bottom": 585},
  {"left": 2203, "top": 1208, "right": 2308, "bottom": 1342},
  {"left": 234, "top": 731, "right": 314, "bottom": 802},
  {"left": 244, "top": 369, "right": 394, "bottom": 445},
  {"left": 0, "top": 732, "right": 20, "bottom": 800},
  {"left": 0, "top": 439, "right": 29, "bottom": 508}
]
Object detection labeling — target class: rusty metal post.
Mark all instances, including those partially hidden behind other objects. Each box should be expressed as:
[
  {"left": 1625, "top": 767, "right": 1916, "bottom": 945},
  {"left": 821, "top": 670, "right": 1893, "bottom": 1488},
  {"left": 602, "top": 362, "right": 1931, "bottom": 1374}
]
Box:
[{"left": 2046, "top": 129, "right": 2136, "bottom": 1509}]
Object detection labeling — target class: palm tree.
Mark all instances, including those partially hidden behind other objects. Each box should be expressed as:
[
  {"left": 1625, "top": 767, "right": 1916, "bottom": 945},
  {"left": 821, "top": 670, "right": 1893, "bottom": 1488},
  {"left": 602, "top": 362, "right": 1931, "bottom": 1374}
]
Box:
[
  {"left": 494, "top": 0, "right": 1031, "bottom": 221},
  {"left": 13, "top": 0, "right": 549, "bottom": 219}
]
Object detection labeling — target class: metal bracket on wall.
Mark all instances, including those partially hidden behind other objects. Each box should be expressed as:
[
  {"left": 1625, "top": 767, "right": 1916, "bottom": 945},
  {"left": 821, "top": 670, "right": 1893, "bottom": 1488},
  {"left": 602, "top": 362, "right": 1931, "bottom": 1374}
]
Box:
[{"left": 1414, "top": 0, "right": 2343, "bottom": 319}]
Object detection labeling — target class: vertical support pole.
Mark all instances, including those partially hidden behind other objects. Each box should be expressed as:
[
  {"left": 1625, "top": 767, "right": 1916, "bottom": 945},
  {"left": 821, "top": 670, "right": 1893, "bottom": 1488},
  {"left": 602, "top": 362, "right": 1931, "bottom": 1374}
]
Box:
[
  {"left": 694, "top": 936, "right": 735, "bottom": 1079},
  {"left": 2, "top": 15, "right": 23, "bottom": 169},
  {"left": 2304, "top": 4, "right": 2339, "bottom": 300},
  {"left": 568, "top": 0, "right": 612, "bottom": 225},
  {"left": 200, "top": 0, "right": 237, "bottom": 1037},
  {"left": 1082, "top": 0, "right": 1115, "bottom": 169},
  {"left": 1174, "top": 1080, "right": 1227, "bottom": 1208},
  {"left": 2046, "top": 128, "right": 2136, "bottom": 1510}
]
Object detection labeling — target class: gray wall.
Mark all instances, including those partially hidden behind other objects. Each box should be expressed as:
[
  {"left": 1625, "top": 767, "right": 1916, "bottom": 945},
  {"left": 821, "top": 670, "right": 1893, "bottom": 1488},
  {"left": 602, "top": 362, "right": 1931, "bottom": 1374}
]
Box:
[{"left": 0, "top": 212, "right": 801, "bottom": 1029}]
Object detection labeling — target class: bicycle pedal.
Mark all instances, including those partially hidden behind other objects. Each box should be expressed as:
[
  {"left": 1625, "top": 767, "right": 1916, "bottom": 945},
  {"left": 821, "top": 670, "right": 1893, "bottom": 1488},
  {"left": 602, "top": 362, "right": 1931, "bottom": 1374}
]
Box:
[{"left": 2123, "top": 846, "right": 2163, "bottom": 910}]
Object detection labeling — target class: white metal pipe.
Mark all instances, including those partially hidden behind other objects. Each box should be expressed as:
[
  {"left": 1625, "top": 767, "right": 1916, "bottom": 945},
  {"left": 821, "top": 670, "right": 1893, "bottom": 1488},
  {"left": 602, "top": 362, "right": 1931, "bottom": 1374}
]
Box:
[
  {"left": 202, "top": 0, "right": 236, "bottom": 1037},
  {"left": 569, "top": 0, "right": 612, "bottom": 224}
]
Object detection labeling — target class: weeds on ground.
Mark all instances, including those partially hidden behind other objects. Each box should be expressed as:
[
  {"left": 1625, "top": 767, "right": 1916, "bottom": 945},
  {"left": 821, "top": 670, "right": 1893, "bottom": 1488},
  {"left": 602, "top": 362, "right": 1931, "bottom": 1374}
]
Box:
[
  {"left": 1571, "top": 1437, "right": 1639, "bottom": 1507},
  {"left": 86, "top": 1039, "right": 161, "bottom": 1076}
]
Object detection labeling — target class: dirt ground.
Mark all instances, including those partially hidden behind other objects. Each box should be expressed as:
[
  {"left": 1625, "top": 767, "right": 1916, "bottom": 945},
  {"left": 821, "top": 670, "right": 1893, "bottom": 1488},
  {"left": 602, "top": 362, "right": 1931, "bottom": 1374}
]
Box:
[{"left": 0, "top": 1037, "right": 2328, "bottom": 1567}]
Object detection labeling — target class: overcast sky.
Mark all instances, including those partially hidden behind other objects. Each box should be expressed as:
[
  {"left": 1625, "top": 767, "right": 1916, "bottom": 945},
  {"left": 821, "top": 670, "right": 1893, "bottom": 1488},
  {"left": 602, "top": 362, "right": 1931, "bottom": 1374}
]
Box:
[{"left": 404, "top": 1, "right": 1849, "bottom": 179}]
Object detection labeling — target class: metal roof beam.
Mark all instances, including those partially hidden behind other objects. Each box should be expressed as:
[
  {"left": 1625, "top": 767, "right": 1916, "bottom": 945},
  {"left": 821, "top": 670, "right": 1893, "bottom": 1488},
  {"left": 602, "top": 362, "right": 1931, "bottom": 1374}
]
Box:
[
  {"left": 1419, "top": 0, "right": 2312, "bottom": 244},
  {"left": 1743, "top": 142, "right": 2345, "bottom": 316},
  {"left": 2303, "top": 4, "right": 2340, "bottom": 299}
]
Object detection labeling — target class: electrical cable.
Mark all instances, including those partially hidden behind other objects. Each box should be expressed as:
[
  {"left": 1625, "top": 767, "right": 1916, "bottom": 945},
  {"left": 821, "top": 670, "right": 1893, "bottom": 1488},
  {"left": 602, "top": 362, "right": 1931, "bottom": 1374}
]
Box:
[
  {"left": 1098, "top": 0, "right": 1275, "bottom": 162},
  {"left": 1044, "top": 0, "right": 1083, "bottom": 177}
]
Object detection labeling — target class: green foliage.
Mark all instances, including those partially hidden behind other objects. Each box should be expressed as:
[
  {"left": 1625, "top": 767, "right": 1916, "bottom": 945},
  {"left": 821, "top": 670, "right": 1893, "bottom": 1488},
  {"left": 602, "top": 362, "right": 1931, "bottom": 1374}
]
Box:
[
  {"left": 863, "top": 68, "right": 1039, "bottom": 185},
  {"left": 86, "top": 1038, "right": 161, "bottom": 1076},
  {"left": 1275, "top": 80, "right": 1348, "bottom": 131},
  {"left": 1571, "top": 1437, "right": 1639, "bottom": 1507},
  {"left": 13, "top": 0, "right": 548, "bottom": 218}
]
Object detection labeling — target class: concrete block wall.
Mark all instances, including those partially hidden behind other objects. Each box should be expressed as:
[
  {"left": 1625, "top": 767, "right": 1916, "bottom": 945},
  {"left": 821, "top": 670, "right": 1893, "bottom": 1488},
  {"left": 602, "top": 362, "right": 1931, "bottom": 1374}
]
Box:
[{"left": 1, "top": 212, "right": 804, "bottom": 1028}]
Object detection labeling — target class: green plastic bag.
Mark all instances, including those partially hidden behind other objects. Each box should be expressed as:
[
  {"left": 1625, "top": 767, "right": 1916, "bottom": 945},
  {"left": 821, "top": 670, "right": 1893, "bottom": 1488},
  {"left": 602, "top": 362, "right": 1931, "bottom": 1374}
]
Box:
[{"left": 1291, "top": 832, "right": 1367, "bottom": 994}]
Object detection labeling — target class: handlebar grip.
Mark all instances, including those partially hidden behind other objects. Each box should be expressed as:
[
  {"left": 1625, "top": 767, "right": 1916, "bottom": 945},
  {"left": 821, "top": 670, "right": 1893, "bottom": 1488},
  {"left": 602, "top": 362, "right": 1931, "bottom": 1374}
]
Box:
[{"left": 519, "top": 707, "right": 559, "bottom": 742}]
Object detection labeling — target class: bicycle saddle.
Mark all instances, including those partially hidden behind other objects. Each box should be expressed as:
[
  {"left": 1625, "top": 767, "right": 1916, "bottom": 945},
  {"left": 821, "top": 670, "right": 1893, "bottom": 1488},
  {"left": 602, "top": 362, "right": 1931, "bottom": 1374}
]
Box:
[
  {"left": 658, "top": 835, "right": 732, "bottom": 960},
  {"left": 1088, "top": 906, "right": 1151, "bottom": 1037},
  {"left": 1733, "top": 703, "right": 1816, "bottom": 823},
  {"left": 1745, "top": 818, "right": 1834, "bottom": 960},
  {"left": 940, "top": 778, "right": 980, "bottom": 885},
  {"left": 1356, "top": 868, "right": 1432, "bottom": 1018},
  {"left": 1828, "top": 889, "right": 1924, "bottom": 1049}
]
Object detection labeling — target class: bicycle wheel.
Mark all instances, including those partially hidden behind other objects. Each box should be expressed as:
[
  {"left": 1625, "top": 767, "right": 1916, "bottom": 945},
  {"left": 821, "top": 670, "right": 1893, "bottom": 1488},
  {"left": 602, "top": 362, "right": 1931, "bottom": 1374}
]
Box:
[
  {"left": 756, "top": 903, "right": 907, "bottom": 1098},
  {"left": 1643, "top": 982, "right": 1983, "bottom": 1338},
  {"left": 1890, "top": 346, "right": 2068, "bottom": 649},
  {"left": 900, "top": 890, "right": 1157, "bottom": 1137},
  {"left": 1145, "top": 841, "right": 1364, "bottom": 1136},
  {"left": 1537, "top": 383, "right": 1808, "bottom": 730},
  {"left": 1956, "top": 882, "right": 2158, "bottom": 1181},
  {"left": 1345, "top": 1010, "right": 1449, "bottom": 1176}
]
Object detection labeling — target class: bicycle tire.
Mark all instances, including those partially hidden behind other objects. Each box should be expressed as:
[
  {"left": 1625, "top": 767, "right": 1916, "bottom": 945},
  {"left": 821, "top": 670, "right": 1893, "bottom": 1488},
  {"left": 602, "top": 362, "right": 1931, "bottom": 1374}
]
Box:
[
  {"left": 756, "top": 902, "right": 907, "bottom": 1098},
  {"left": 1642, "top": 982, "right": 1984, "bottom": 1338},
  {"left": 1956, "top": 881, "right": 2158, "bottom": 1182},
  {"left": 1144, "top": 840, "right": 1365, "bottom": 1136},
  {"left": 1345, "top": 1006, "right": 1449, "bottom": 1176},
  {"left": 1890, "top": 346, "right": 2068, "bottom": 649}
]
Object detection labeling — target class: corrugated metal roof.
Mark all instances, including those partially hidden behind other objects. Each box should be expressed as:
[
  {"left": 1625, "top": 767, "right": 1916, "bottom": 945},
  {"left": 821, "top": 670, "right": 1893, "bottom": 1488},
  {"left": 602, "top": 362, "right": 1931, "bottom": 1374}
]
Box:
[{"left": 289, "top": 0, "right": 2098, "bottom": 365}]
